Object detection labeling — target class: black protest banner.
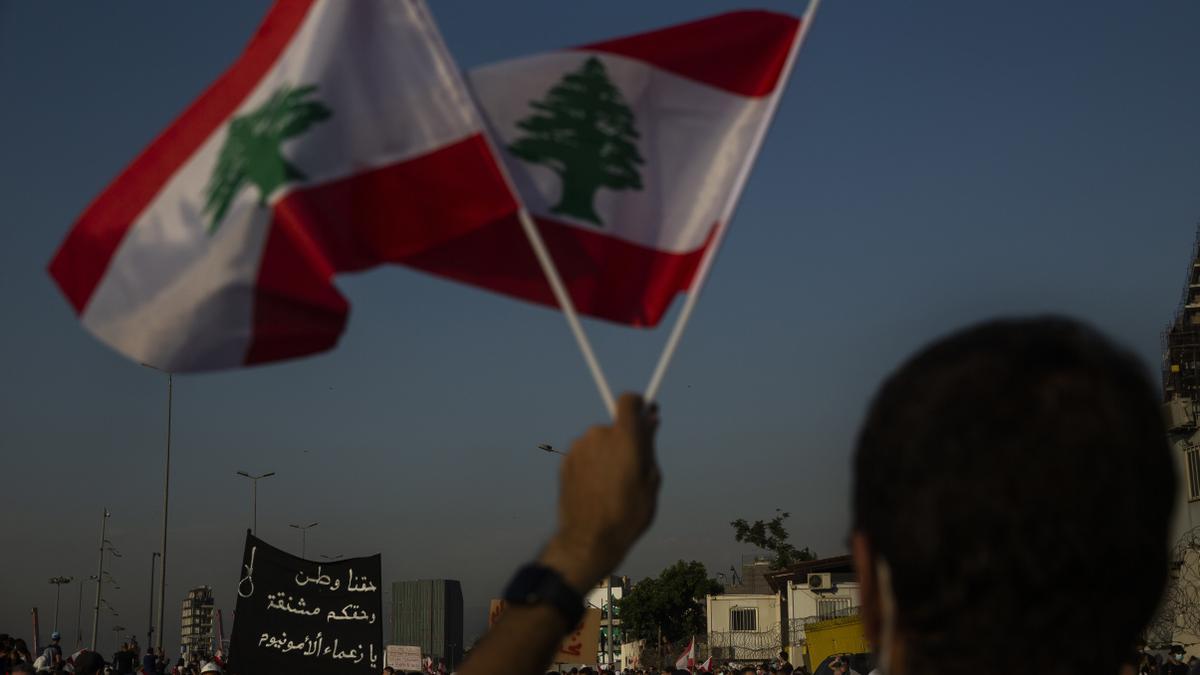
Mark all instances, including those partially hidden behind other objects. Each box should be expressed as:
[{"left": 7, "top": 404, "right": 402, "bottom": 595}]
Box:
[{"left": 229, "top": 532, "right": 382, "bottom": 675}]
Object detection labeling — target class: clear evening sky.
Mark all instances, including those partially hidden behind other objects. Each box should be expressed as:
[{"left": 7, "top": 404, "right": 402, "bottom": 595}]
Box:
[{"left": 1, "top": 0, "right": 1197, "bottom": 652}]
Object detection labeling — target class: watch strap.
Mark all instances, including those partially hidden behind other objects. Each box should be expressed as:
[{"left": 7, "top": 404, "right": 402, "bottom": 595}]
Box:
[{"left": 502, "top": 563, "right": 585, "bottom": 629}]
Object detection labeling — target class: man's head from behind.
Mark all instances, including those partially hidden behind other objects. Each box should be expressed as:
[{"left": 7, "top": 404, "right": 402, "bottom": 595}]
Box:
[{"left": 852, "top": 317, "right": 1174, "bottom": 675}]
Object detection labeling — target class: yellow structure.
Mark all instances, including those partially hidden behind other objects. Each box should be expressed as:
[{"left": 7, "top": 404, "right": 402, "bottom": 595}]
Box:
[{"left": 803, "top": 614, "right": 869, "bottom": 669}]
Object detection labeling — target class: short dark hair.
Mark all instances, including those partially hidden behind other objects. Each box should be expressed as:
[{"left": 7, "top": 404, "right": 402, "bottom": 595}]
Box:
[{"left": 853, "top": 317, "right": 1174, "bottom": 675}]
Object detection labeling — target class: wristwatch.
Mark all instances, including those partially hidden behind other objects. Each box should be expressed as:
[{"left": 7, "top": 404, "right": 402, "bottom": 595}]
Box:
[{"left": 503, "top": 563, "right": 585, "bottom": 629}]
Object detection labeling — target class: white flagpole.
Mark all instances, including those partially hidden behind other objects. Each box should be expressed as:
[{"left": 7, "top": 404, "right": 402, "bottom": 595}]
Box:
[
  {"left": 644, "top": 0, "right": 822, "bottom": 403},
  {"left": 415, "top": 0, "right": 617, "bottom": 418},
  {"left": 514, "top": 207, "right": 617, "bottom": 418}
]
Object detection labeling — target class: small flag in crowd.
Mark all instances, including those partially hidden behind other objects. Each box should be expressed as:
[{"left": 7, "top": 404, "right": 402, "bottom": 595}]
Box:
[{"left": 675, "top": 637, "right": 696, "bottom": 671}]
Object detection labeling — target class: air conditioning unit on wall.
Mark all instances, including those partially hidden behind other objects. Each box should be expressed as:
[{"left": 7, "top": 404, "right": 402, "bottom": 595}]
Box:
[{"left": 807, "top": 573, "right": 833, "bottom": 591}]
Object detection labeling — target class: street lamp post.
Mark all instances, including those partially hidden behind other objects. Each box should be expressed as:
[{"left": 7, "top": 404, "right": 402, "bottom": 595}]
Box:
[
  {"left": 156, "top": 371, "right": 172, "bottom": 654},
  {"left": 142, "top": 363, "right": 173, "bottom": 655},
  {"left": 288, "top": 522, "right": 319, "bottom": 559},
  {"left": 111, "top": 625, "right": 125, "bottom": 654},
  {"left": 147, "top": 552, "right": 160, "bottom": 650},
  {"left": 49, "top": 577, "right": 73, "bottom": 632},
  {"left": 75, "top": 581, "right": 84, "bottom": 648},
  {"left": 235, "top": 471, "right": 276, "bottom": 534}
]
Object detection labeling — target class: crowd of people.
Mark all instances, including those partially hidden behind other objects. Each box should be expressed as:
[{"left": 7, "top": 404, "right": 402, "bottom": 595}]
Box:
[{"left": 0, "top": 633, "right": 224, "bottom": 675}]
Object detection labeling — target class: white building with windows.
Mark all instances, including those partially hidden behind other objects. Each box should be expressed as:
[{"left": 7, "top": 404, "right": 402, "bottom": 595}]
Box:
[
  {"left": 180, "top": 586, "right": 214, "bottom": 660},
  {"left": 705, "top": 555, "right": 861, "bottom": 664},
  {"left": 706, "top": 592, "right": 782, "bottom": 662}
]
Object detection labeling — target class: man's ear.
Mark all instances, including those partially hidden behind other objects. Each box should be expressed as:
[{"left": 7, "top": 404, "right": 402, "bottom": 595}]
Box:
[{"left": 851, "top": 531, "right": 881, "bottom": 647}]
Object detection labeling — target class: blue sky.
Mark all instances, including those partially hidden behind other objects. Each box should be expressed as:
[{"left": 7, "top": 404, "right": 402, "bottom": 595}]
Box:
[{"left": 1, "top": 0, "right": 1197, "bottom": 653}]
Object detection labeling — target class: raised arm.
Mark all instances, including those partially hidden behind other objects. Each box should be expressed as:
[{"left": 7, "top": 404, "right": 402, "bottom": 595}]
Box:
[{"left": 460, "top": 393, "right": 661, "bottom": 675}]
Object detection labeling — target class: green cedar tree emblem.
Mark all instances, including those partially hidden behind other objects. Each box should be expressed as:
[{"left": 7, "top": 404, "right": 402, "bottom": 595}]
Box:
[
  {"left": 508, "top": 56, "right": 645, "bottom": 227},
  {"left": 203, "top": 84, "right": 332, "bottom": 233}
]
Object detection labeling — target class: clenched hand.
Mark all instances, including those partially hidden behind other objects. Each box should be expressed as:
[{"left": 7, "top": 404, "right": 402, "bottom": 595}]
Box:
[{"left": 539, "top": 393, "right": 661, "bottom": 592}]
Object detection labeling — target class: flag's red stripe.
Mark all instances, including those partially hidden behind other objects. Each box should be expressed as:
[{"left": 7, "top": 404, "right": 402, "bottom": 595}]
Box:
[
  {"left": 578, "top": 10, "right": 800, "bottom": 98},
  {"left": 245, "top": 134, "right": 519, "bottom": 365},
  {"left": 47, "top": 0, "right": 316, "bottom": 314},
  {"left": 246, "top": 132, "right": 704, "bottom": 365},
  {"left": 404, "top": 214, "right": 710, "bottom": 328}
]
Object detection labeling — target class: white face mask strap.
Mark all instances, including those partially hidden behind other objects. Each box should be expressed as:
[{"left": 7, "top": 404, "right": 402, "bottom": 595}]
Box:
[{"left": 874, "top": 556, "right": 897, "bottom": 675}]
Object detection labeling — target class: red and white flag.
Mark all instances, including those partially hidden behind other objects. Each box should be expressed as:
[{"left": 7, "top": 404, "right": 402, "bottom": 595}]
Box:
[
  {"left": 48, "top": 3, "right": 811, "bottom": 375},
  {"left": 468, "top": 10, "right": 805, "bottom": 327},
  {"left": 48, "top": 0, "right": 515, "bottom": 371},
  {"left": 675, "top": 637, "right": 696, "bottom": 671},
  {"left": 698, "top": 656, "right": 713, "bottom": 672}
]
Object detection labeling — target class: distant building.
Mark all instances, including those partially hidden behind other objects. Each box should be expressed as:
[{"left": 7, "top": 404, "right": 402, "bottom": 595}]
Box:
[
  {"left": 391, "top": 580, "right": 463, "bottom": 670},
  {"left": 180, "top": 586, "right": 214, "bottom": 660},
  {"left": 706, "top": 592, "right": 782, "bottom": 663},
  {"left": 1159, "top": 227, "right": 1200, "bottom": 656},
  {"left": 1163, "top": 229, "right": 1200, "bottom": 543},
  {"left": 765, "top": 556, "right": 860, "bottom": 649},
  {"left": 706, "top": 555, "right": 860, "bottom": 666}
]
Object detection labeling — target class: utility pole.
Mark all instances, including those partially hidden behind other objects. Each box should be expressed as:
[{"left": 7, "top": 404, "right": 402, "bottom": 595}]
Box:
[
  {"left": 31, "top": 607, "right": 40, "bottom": 657},
  {"left": 606, "top": 576, "right": 615, "bottom": 667},
  {"left": 91, "top": 508, "right": 110, "bottom": 650}
]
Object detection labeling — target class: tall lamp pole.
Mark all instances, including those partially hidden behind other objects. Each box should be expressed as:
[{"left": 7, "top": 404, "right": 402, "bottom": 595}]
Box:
[
  {"left": 49, "top": 577, "right": 73, "bottom": 632},
  {"left": 147, "top": 552, "right": 160, "bottom": 649},
  {"left": 288, "top": 522, "right": 319, "bottom": 559},
  {"left": 91, "top": 508, "right": 110, "bottom": 650},
  {"left": 75, "top": 581, "right": 84, "bottom": 648},
  {"left": 142, "top": 365, "right": 174, "bottom": 655},
  {"left": 235, "top": 471, "right": 275, "bottom": 534}
]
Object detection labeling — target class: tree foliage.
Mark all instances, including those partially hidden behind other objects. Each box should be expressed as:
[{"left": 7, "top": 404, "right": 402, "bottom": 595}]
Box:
[
  {"left": 731, "top": 509, "right": 816, "bottom": 569},
  {"left": 618, "top": 560, "right": 722, "bottom": 644}
]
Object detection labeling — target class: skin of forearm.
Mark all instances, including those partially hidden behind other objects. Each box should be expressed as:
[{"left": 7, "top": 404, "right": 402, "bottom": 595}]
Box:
[{"left": 457, "top": 604, "right": 571, "bottom": 675}]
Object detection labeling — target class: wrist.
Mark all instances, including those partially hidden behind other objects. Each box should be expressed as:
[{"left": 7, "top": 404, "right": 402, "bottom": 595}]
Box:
[{"left": 538, "top": 531, "right": 609, "bottom": 594}]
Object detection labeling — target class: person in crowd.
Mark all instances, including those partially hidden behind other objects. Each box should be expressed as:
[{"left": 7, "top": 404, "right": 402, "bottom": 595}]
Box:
[
  {"left": 1165, "top": 647, "right": 1189, "bottom": 675},
  {"left": 13, "top": 639, "right": 33, "bottom": 667},
  {"left": 0, "top": 634, "right": 13, "bottom": 673},
  {"left": 829, "top": 654, "right": 859, "bottom": 675},
  {"left": 41, "top": 631, "right": 64, "bottom": 669},
  {"left": 112, "top": 642, "right": 136, "bottom": 674},
  {"left": 73, "top": 650, "right": 105, "bottom": 675},
  {"left": 141, "top": 646, "right": 158, "bottom": 675},
  {"left": 457, "top": 318, "right": 1177, "bottom": 675}
]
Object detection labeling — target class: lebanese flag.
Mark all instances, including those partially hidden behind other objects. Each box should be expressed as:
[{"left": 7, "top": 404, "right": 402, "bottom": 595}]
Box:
[
  {"left": 48, "top": 0, "right": 515, "bottom": 371},
  {"left": 698, "top": 656, "right": 714, "bottom": 672},
  {"left": 675, "top": 637, "right": 696, "bottom": 671},
  {"left": 466, "top": 10, "right": 803, "bottom": 326}
]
